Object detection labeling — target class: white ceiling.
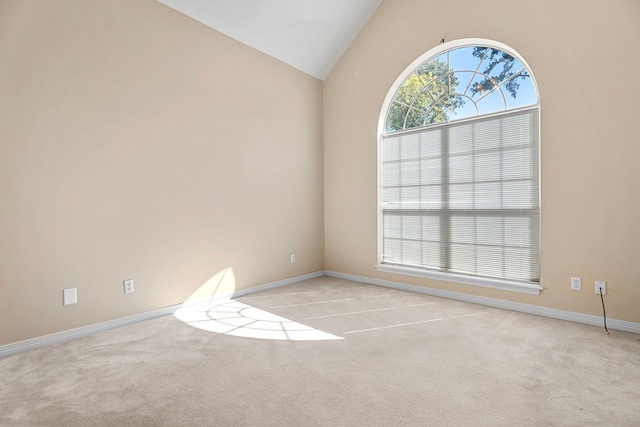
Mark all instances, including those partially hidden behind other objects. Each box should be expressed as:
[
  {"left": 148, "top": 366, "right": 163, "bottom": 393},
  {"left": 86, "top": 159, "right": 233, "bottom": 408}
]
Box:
[{"left": 157, "top": 0, "right": 382, "bottom": 80}]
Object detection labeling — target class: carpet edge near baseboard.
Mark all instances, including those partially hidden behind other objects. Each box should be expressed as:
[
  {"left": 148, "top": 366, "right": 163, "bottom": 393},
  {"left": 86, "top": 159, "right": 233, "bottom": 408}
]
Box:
[
  {"left": 0, "top": 271, "right": 325, "bottom": 358},
  {"left": 324, "top": 270, "right": 640, "bottom": 335},
  {"left": 3, "top": 269, "right": 637, "bottom": 358}
]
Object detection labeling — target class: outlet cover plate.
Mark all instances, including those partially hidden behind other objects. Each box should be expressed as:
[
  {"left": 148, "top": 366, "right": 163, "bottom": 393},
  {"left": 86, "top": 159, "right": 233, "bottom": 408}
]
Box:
[
  {"left": 595, "top": 281, "right": 606, "bottom": 295},
  {"left": 123, "top": 279, "right": 134, "bottom": 294},
  {"left": 63, "top": 288, "right": 77, "bottom": 305},
  {"left": 570, "top": 277, "right": 581, "bottom": 291}
]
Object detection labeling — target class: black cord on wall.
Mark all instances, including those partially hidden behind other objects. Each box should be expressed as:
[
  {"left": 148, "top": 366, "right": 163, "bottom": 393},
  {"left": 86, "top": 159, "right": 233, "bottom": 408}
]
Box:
[{"left": 599, "top": 287, "right": 610, "bottom": 335}]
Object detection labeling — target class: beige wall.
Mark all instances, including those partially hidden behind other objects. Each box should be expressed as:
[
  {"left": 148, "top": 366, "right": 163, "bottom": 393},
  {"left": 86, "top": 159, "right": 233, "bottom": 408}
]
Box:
[
  {"left": 0, "top": 0, "right": 324, "bottom": 345},
  {"left": 324, "top": 0, "right": 640, "bottom": 322},
  {"left": 2, "top": 0, "right": 639, "bottom": 347}
]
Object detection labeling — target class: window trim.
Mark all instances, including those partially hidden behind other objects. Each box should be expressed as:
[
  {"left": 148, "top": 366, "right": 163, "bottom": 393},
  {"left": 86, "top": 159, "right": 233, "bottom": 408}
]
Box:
[
  {"left": 377, "top": 38, "right": 542, "bottom": 295},
  {"left": 376, "top": 264, "right": 543, "bottom": 295}
]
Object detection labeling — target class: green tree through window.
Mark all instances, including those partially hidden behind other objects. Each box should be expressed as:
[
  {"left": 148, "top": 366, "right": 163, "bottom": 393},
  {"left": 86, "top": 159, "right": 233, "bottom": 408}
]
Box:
[
  {"left": 469, "top": 47, "right": 531, "bottom": 99},
  {"left": 385, "top": 45, "right": 536, "bottom": 133},
  {"left": 386, "top": 60, "right": 464, "bottom": 132}
]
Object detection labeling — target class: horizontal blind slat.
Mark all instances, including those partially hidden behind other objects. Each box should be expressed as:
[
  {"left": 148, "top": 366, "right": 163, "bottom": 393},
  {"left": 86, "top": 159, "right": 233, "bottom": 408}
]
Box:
[{"left": 382, "top": 107, "right": 540, "bottom": 282}]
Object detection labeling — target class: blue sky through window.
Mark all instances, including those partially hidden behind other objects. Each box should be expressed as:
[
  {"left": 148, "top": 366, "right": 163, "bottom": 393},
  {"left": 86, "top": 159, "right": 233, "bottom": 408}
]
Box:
[{"left": 387, "top": 45, "right": 538, "bottom": 132}]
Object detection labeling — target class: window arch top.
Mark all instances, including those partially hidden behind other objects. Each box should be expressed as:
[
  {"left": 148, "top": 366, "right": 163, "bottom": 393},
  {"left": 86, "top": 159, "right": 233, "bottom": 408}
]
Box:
[{"left": 385, "top": 43, "right": 538, "bottom": 133}]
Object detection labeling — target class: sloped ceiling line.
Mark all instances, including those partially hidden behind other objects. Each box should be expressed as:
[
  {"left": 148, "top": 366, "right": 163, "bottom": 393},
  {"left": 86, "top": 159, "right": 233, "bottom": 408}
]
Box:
[{"left": 157, "top": 0, "right": 382, "bottom": 80}]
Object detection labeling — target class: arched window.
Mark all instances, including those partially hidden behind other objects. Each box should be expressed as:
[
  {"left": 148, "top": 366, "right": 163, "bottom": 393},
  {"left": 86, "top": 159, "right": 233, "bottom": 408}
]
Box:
[{"left": 378, "top": 39, "right": 541, "bottom": 294}]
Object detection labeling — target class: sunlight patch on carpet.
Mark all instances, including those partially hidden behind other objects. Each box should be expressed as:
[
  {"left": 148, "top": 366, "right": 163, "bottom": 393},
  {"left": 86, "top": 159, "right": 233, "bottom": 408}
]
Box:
[{"left": 174, "top": 300, "right": 343, "bottom": 341}]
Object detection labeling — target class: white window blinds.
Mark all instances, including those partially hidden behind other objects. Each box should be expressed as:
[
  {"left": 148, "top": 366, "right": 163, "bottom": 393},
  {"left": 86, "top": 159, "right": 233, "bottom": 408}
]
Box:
[{"left": 381, "top": 107, "right": 540, "bottom": 283}]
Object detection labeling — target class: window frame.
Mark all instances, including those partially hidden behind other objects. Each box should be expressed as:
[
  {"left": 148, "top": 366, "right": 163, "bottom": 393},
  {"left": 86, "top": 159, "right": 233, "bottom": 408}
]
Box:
[{"left": 376, "top": 39, "right": 542, "bottom": 295}]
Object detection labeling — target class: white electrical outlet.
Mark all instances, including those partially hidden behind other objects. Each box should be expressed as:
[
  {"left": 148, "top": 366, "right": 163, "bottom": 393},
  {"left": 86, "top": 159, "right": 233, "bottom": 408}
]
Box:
[
  {"left": 570, "top": 277, "right": 582, "bottom": 291},
  {"left": 63, "top": 288, "right": 77, "bottom": 305},
  {"left": 123, "top": 279, "right": 134, "bottom": 294},
  {"left": 595, "top": 281, "right": 606, "bottom": 295},
  {"left": 290, "top": 253, "right": 296, "bottom": 263}
]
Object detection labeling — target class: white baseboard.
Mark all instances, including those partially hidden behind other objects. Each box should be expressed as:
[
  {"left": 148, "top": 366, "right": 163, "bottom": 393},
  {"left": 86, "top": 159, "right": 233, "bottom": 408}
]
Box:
[
  {"left": 324, "top": 271, "right": 640, "bottom": 335},
  {"left": 232, "top": 270, "right": 325, "bottom": 298},
  {"left": 3, "top": 269, "right": 635, "bottom": 358},
  {"left": 178, "top": 270, "right": 326, "bottom": 310},
  {"left": 0, "top": 271, "right": 325, "bottom": 358},
  {"left": 0, "top": 305, "right": 181, "bottom": 359}
]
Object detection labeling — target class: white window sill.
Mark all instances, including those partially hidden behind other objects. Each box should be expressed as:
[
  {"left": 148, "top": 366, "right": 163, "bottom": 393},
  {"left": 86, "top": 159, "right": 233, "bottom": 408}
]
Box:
[{"left": 376, "top": 264, "right": 542, "bottom": 295}]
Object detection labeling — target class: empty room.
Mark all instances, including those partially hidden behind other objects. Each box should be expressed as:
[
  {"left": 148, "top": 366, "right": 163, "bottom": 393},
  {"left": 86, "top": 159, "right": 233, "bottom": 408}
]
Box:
[{"left": 1, "top": 0, "right": 639, "bottom": 425}]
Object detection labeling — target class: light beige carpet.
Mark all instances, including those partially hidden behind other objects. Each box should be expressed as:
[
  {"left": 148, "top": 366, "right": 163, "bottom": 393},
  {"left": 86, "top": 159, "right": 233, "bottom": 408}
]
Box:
[{"left": 1, "top": 276, "right": 639, "bottom": 426}]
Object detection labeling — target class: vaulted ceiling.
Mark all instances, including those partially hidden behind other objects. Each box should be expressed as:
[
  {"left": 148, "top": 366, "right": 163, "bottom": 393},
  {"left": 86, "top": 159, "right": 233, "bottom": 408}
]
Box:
[{"left": 157, "top": 0, "right": 382, "bottom": 80}]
